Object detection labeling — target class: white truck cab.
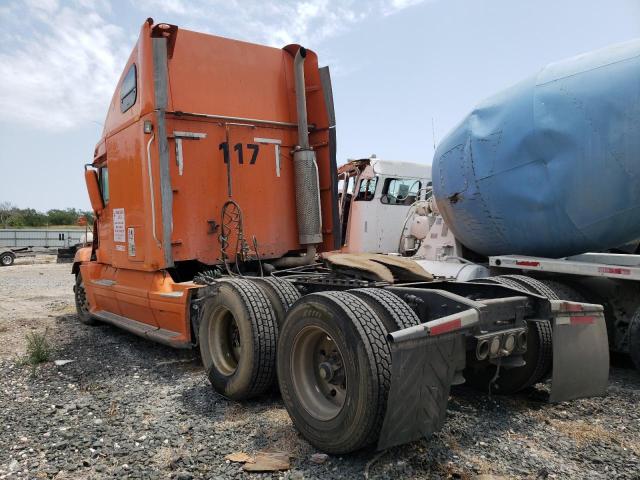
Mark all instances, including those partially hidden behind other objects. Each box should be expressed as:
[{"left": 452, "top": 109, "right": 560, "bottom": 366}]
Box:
[{"left": 338, "top": 156, "right": 431, "bottom": 254}]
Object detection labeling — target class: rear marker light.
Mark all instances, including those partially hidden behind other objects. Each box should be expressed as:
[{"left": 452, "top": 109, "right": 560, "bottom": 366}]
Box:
[
  {"left": 503, "top": 334, "right": 516, "bottom": 354},
  {"left": 598, "top": 266, "right": 631, "bottom": 275},
  {"left": 489, "top": 336, "right": 501, "bottom": 356},
  {"left": 517, "top": 331, "right": 527, "bottom": 349},
  {"left": 476, "top": 340, "right": 490, "bottom": 360},
  {"left": 516, "top": 260, "right": 540, "bottom": 267}
]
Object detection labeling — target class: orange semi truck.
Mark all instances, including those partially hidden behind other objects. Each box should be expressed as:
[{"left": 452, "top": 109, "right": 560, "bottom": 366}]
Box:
[{"left": 72, "top": 19, "right": 610, "bottom": 454}]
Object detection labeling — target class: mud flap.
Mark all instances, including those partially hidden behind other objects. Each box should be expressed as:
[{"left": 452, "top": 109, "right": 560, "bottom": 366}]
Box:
[
  {"left": 377, "top": 332, "right": 465, "bottom": 450},
  {"left": 549, "top": 310, "right": 609, "bottom": 403}
]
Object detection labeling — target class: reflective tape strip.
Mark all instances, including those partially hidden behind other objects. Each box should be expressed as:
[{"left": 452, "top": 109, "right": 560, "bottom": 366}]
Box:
[
  {"left": 556, "top": 315, "right": 598, "bottom": 325},
  {"left": 429, "top": 318, "right": 462, "bottom": 336},
  {"left": 570, "top": 316, "right": 596, "bottom": 325},
  {"left": 425, "top": 309, "right": 478, "bottom": 336},
  {"left": 563, "top": 302, "right": 584, "bottom": 312}
]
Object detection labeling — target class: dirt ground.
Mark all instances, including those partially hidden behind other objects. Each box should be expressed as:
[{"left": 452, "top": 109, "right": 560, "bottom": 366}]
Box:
[
  {"left": 1, "top": 260, "right": 639, "bottom": 479},
  {"left": 0, "top": 256, "right": 73, "bottom": 360}
]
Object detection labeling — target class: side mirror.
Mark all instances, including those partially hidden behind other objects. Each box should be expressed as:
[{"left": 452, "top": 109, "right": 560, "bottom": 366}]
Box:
[{"left": 85, "top": 169, "right": 104, "bottom": 215}]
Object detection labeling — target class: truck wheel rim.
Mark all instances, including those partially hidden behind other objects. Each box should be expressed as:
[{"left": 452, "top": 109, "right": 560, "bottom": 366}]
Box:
[
  {"left": 209, "top": 307, "right": 241, "bottom": 375},
  {"left": 291, "top": 326, "right": 347, "bottom": 421}
]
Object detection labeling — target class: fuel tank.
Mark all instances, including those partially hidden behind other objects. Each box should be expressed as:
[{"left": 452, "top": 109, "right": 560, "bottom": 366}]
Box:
[{"left": 432, "top": 40, "right": 640, "bottom": 257}]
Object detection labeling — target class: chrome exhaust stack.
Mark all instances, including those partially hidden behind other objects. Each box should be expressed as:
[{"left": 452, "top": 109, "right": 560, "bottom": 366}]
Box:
[
  {"left": 292, "top": 47, "right": 323, "bottom": 247},
  {"left": 272, "top": 47, "right": 322, "bottom": 269}
]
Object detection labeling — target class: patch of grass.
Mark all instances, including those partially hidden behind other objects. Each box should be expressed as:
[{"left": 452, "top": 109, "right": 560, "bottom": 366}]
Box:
[{"left": 25, "top": 330, "right": 51, "bottom": 365}]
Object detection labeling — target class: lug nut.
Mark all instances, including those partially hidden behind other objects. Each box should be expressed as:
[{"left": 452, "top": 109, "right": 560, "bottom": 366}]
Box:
[{"left": 318, "top": 362, "right": 333, "bottom": 381}]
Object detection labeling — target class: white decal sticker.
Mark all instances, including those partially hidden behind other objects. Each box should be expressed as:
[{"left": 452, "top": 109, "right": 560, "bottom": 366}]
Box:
[
  {"left": 128, "top": 227, "right": 136, "bottom": 257},
  {"left": 113, "top": 208, "right": 125, "bottom": 243}
]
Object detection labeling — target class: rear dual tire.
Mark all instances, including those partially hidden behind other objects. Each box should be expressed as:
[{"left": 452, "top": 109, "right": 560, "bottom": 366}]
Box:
[
  {"left": 277, "top": 291, "right": 393, "bottom": 454},
  {"left": 198, "top": 282, "right": 420, "bottom": 452},
  {"left": 199, "top": 279, "right": 278, "bottom": 400},
  {"left": 250, "top": 276, "right": 301, "bottom": 326}
]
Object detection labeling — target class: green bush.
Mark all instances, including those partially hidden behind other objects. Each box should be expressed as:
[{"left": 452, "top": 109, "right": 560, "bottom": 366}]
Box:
[{"left": 25, "top": 331, "right": 51, "bottom": 365}]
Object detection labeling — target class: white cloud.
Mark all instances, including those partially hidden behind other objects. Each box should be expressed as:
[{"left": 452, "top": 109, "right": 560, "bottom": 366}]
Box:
[
  {"left": 0, "top": 0, "right": 429, "bottom": 131},
  {"left": 0, "top": 0, "right": 128, "bottom": 130},
  {"left": 137, "top": 0, "right": 428, "bottom": 47}
]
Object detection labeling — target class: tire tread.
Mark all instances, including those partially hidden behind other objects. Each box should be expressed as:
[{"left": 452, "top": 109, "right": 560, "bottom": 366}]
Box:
[
  {"left": 219, "top": 278, "right": 278, "bottom": 397},
  {"left": 350, "top": 288, "right": 420, "bottom": 332}
]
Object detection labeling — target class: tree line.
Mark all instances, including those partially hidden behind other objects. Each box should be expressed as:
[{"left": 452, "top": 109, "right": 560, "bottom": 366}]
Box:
[{"left": 0, "top": 202, "right": 94, "bottom": 228}]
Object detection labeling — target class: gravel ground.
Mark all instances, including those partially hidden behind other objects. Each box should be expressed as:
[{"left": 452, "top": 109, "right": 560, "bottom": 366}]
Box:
[{"left": 1, "top": 262, "right": 639, "bottom": 479}]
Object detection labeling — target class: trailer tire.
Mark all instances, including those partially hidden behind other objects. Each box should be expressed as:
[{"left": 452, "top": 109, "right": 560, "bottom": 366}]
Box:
[
  {"left": 488, "top": 275, "right": 530, "bottom": 291},
  {"left": 199, "top": 279, "right": 278, "bottom": 400},
  {"left": 497, "top": 275, "right": 559, "bottom": 300},
  {"left": 277, "top": 291, "right": 391, "bottom": 454},
  {"left": 628, "top": 308, "right": 640, "bottom": 371},
  {"left": 538, "top": 279, "right": 586, "bottom": 303},
  {"left": 350, "top": 288, "right": 420, "bottom": 332},
  {"left": 0, "top": 252, "right": 15, "bottom": 266},
  {"left": 251, "top": 277, "right": 301, "bottom": 326},
  {"left": 532, "top": 278, "right": 618, "bottom": 353},
  {"left": 74, "top": 273, "right": 98, "bottom": 326}
]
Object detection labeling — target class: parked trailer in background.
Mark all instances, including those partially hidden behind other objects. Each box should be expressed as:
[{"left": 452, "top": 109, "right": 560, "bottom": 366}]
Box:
[
  {"left": 0, "top": 229, "right": 86, "bottom": 249},
  {"left": 0, "top": 247, "right": 36, "bottom": 267},
  {"left": 0, "top": 229, "right": 92, "bottom": 265}
]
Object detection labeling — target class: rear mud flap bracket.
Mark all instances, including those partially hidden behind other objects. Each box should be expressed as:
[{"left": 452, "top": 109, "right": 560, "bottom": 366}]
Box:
[{"left": 377, "top": 332, "right": 465, "bottom": 450}]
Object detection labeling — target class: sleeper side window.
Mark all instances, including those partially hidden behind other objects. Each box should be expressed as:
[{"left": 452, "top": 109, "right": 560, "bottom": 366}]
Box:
[
  {"left": 99, "top": 167, "right": 109, "bottom": 205},
  {"left": 120, "top": 64, "right": 137, "bottom": 113},
  {"left": 380, "top": 178, "right": 421, "bottom": 205}
]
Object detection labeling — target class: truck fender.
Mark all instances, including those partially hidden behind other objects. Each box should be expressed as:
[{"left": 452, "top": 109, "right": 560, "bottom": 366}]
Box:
[{"left": 71, "top": 246, "right": 92, "bottom": 275}]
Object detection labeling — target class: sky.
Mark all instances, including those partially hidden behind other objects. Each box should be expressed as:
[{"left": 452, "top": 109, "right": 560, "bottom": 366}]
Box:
[{"left": 0, "top": 0, "right": 638, "bottom": 211}]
